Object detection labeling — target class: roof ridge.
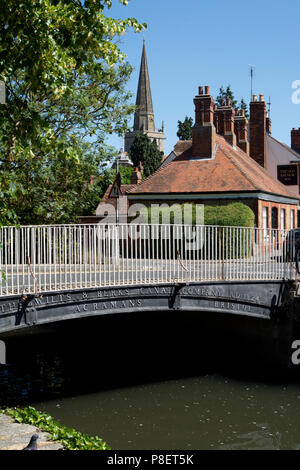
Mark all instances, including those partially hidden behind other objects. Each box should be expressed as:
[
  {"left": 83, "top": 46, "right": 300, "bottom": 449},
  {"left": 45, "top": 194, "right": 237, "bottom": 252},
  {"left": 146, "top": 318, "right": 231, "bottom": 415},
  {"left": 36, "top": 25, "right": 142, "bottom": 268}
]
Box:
[
  {"left": 267, "top": 134, "right": 300, "bottom": 160},
  {"left": 126, "top": 158, "right": 177, "bottom": 194},
  {"left": 217, "top": 137, "right": 258, "bottom": 190}
]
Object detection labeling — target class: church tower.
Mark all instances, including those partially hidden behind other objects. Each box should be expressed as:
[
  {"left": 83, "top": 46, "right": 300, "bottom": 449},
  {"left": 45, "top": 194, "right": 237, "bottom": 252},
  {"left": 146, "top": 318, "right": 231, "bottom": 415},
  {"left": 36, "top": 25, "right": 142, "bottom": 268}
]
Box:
[{"left": 124, "top": 41, "right": 165, "bottom": 154}]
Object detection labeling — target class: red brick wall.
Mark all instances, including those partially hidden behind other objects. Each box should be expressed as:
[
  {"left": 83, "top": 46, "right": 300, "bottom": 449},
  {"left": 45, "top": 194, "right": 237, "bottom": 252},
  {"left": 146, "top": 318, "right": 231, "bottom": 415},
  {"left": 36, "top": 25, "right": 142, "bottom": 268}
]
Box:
[
  {"left": 258, "top": 200, "right": 298, "bottom": 230},
  {"left": 129, "top": 197, "right": 297, "bottom": 230}
]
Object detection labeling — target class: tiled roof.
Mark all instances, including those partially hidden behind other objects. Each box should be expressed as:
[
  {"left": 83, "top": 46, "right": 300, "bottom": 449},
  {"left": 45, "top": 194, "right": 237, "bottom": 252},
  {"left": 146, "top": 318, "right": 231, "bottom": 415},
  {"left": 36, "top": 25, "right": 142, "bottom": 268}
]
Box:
[
  {"left": 173, "top": 140, "right": 192, "bottom": 156},
  {"left": 267, "top": 134, "right": 300, "bottom": 160},
  {"left": 126, "top": 135, "right": 297, "bottom": 199},
  {"left": 97, "top": 184, "right": 137, "bottom": 211}
]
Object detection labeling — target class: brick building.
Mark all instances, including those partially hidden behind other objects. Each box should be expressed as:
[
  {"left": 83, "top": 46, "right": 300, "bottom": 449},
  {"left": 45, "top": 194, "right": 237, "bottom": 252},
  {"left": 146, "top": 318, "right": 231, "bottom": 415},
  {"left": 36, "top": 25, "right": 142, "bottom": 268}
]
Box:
[
  {"left": 123, "top": 86, "right": 299, "bottom": 230},
  {"left": 248, "top": 94, "right": 300, "bottom": 227}
]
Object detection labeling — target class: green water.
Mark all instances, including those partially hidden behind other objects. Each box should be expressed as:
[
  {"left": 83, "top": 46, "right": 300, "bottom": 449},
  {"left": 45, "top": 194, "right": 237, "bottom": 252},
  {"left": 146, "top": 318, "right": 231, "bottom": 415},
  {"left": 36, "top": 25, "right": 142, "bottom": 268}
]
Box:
[
  {"left": 1, "top": 312, "right": 300, "bottom": 450},
  {"left": 33, "top": 374, "right": 300, "bottom": 450}
]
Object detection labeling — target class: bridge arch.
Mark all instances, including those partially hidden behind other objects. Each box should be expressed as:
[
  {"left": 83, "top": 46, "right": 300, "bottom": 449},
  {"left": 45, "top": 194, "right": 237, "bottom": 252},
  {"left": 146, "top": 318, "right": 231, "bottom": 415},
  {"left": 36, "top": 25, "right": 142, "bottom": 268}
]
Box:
[{"left": 0, "top": 280, "right": 290, "bottom": 335}]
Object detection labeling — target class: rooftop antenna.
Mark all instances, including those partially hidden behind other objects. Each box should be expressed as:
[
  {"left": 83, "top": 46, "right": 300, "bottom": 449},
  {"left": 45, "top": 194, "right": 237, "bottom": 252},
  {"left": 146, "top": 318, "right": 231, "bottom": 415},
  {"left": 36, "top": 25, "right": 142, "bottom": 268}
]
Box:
[
  {"left": 249, "top": 65, "right": 255, "bottom": 100},
  {"left": 267, "top": 96, "right": 271, "bottom": 117}
]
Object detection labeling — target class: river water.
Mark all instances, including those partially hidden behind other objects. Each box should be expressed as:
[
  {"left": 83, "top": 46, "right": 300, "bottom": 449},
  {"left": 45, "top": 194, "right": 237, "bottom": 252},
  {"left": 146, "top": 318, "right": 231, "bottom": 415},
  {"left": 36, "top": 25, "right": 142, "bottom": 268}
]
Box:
[{"left": 1, "top": 312, "right": 300, "bottom": 450}]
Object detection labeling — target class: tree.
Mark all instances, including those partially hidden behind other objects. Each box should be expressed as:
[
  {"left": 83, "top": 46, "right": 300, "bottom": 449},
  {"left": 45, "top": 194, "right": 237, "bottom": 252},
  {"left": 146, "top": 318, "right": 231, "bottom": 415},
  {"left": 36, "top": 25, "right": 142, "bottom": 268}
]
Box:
[
  {"left": 239, "top": 98, "right": 249, "bottom": 119},
  {"left": 129, "top": 133, "right": 163, "bottom": 177},
  {"left": 0, "top": 0, "right": 146, "bottom": 224},
  {"left": 216, "top": 85, "right": 249, "bottom": 118},
  {"left": 216, "top": 85, "right": 237, "bottom": 109},
  {"left": 177, "top": 116, "right": 193, "bottom": 140}
]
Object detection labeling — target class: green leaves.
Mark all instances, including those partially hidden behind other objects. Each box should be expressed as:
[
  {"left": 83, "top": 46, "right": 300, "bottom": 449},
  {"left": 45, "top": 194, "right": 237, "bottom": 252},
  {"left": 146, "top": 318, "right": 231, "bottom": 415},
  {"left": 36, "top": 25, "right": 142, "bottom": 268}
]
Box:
[
  {"left": 216, "top": 85, "right": 248, "bottom": 117},
  {"left": 177, "top": 116, "right": 193, "bottom": 141},
  {"left": 205, "top": 202, "right": 255, "bottom": 228},
  {"left": 129, "top": 134, "right": 163, "bottom": 177},
  {"left": 5, "top": 406, "right": 110, "bottom": 450},
  {"left": 0, "top": 0, "right": 146, "bottom": 224}
]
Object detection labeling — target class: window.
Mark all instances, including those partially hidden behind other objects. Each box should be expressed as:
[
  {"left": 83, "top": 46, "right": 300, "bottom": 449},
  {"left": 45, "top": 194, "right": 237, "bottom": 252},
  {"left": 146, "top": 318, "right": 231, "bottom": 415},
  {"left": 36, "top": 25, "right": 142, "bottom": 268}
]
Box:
[
  {"left": 291, "top": 210, "right": 295, "bottom": 230},
  {"left": 280, "top": 208, "right": 286, "bottom": 230},
  {"left": 272, "top": 207, "right": 278, "bottom": 229},
  {"left": 263, "top": 207, "right": 268, "bottom": 236}
]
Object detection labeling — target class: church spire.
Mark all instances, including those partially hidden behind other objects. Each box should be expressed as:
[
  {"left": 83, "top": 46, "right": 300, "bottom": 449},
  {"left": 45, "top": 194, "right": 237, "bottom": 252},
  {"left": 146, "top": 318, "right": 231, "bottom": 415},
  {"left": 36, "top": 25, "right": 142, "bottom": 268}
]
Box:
[
  {"left": 124, "top": 41, "right": 165, "bottom": 154},
  {"left": 133, "top": 41, "right": 155, "bottom": 132}
]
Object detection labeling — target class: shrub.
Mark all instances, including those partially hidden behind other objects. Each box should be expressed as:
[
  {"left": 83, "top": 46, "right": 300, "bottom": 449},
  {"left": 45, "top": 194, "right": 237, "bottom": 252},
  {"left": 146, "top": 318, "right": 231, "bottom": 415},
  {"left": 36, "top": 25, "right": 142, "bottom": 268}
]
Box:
[
  {"left": 141, "top": 202, "right": 254, "bottom": 259},
  {"left": 204, "top": 202, "right": 255, "bottom": 228},
  {"left": 4, "top": 407, "right": 110, "bottom": 450}
]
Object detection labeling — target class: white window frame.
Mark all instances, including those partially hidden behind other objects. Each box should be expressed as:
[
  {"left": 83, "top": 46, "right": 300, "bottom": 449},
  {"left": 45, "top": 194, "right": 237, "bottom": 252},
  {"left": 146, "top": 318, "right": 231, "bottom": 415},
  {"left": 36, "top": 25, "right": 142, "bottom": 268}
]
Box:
[
  {"left": 291, "top": 209, "right": 295, "bottom": 230},
  {"left": 280, "top": 208, "right": 286, "bottom": 230}
]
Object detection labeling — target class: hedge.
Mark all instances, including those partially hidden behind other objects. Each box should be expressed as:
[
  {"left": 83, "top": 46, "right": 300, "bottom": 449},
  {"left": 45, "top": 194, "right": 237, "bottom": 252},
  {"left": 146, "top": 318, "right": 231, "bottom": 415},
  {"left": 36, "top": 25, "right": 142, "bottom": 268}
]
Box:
[{"left": 140, "top": 202, "right": 255, "bottom": 259}]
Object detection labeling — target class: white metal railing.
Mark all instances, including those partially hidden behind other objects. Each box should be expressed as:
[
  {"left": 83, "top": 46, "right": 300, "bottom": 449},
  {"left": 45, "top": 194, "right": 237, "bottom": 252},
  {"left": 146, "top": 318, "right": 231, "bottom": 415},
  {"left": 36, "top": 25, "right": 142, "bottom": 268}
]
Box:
[{"left": 0, "top": 223, "right": 297, "bottom": 296}]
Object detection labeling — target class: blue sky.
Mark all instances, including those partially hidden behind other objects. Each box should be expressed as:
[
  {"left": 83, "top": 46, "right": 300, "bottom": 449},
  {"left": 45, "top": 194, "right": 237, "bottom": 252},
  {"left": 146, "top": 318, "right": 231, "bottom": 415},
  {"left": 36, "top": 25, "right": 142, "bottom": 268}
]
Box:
[{"left": 107, "top": 0, "right": 300, "bottom": 156}]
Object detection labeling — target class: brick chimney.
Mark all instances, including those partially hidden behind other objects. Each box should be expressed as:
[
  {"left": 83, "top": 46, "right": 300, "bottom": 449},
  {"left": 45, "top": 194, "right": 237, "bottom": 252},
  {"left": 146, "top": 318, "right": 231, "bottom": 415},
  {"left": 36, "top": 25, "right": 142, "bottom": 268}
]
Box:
[
  {"left": 131, "top": 167, "right": 142, "bottom": 184},
  {"left": 291, "top": 128, "right": 300, "bottom": 155},
  {"left": 192, "top": 85, "right": 216, "bottom": 159},
  {"left": 214, "top": 100, "right": 224, "bottom": 134},
  {"left": 234, "top": 109, "right": 249, "bottom": 155},
  {"left": 138, "top": 161, "right": 144, "bottom": 175},
  {"left": 249, "top": 94, "right": 266, "bottom": 167},
  {"left": 214, "top": 98, "right": 236, "bottom": 146}
]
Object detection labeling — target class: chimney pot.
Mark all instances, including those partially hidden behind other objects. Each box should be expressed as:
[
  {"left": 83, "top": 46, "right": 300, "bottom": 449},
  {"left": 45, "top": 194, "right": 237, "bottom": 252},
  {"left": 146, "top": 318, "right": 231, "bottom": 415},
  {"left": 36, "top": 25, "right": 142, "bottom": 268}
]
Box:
[
  {"left": 221, "top": 98, "right": 225, "bottom": 106},
  {"left": 259, "top": 94, "right": 264, "bottom": 102},
  {"left": 252, "top": 95, "right": 257, "bottom": 102},
  {"left": 198, "top": 86, "right": 204, "bottom": 95},
  {"left": 205, "top": 85, "right": 210, "bottom": 95},
  {"left": 216, "top": 97, "right": 236, "bottom": 146},
  {"left": 131, "top": 166, "right": 142, "bottom": 184},
  {"left": 234, "top": 109, "right": 249, "bottom": 155}
]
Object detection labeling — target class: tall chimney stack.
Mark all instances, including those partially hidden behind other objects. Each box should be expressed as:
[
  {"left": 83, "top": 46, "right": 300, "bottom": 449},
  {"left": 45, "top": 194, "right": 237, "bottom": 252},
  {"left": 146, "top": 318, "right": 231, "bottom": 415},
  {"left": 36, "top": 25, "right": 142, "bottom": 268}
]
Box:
[
  {"left": 192, "top": 85, "right": 216, "bottom": 159},
  {"left": 291, "top": 128, "right": 300, "bottom": 155},
  {"left": 214, "top": 99, "right": 237, "bottom": 146},
  {"left": 234, "top": 109, "right": 249, "bottom": 155},
  {"left": 249, "top": 94, "right": 266, "bottom": 167}
]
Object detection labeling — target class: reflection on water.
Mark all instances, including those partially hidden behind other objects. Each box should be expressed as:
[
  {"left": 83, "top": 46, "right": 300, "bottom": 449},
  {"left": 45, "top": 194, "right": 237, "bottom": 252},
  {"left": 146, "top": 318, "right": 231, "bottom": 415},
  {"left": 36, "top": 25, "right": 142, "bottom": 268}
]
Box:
[{"left": 1, "top": 312, "right": 300, "bottom": 449}]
